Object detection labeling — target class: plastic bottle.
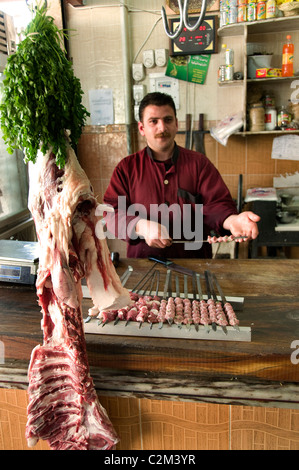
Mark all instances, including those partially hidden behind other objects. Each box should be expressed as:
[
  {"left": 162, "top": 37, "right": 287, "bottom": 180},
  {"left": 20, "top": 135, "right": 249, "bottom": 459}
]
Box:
[{"left": 282, "top": 35, "right": 294, "bottom": 77}]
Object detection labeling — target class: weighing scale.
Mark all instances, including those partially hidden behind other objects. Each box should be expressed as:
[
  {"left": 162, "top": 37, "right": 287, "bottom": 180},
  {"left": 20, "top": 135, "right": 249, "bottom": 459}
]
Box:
[{"left": 0, "top": 240, "right": 39, "bottom": 285}]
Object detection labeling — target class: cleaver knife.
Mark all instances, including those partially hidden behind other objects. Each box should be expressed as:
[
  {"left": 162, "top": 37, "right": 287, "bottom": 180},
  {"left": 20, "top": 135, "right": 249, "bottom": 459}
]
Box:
[
  {"left": 193, "top": 113, "right": 208, "bottom": 155},
  {"left": 185, "top": 114, "right": 192, "bottom": 150},
  {"left": 148, "top": 256, "right": 200, "bottom": 277}
]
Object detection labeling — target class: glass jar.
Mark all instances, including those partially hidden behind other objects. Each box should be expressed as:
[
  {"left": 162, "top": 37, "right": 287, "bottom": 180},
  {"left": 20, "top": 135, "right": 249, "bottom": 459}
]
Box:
[
  {"left": 264, "top": 106, "right": 277, "bottom": 130},
  {"left": 277, "top": 105, "right": 291, "bottom": 129},
  {"left": 249, "top": 102, "right": 265, "bottom": 131}
]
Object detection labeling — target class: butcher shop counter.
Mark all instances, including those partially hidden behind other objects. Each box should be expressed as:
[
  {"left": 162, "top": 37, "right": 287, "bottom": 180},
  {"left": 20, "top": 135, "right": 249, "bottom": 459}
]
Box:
[{"left": 0, "top": 258, "right": 299, "bottom": 409}]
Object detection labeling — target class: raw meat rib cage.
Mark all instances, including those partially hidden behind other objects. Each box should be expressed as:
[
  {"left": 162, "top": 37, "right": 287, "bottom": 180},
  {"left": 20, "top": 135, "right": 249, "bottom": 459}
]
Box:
[
  {"left": 26, "top": 145, "right": 131, "bottom": 450},
  {"left": 84, "top": 266, "right": 251, "bottom": 342}
]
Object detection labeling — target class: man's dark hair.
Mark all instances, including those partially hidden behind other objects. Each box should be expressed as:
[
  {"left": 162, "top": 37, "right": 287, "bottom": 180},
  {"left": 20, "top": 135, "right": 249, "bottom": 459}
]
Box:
[{"left": 139, "top": 92, "right": 177, "bottom": 122}]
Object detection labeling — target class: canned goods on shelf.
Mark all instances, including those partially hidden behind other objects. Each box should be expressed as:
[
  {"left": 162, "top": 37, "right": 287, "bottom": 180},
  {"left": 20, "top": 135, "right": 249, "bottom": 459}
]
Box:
[
  {"left": 229, "top": 6, "right": 238, "bottom": 23},
  {"left": 220, "top": 0, "right": 230, "bottom": 10},
  {"left": 237, "top": 4, "right": 247, "bottom": 21},
  {"left": 218, "top": 65, "right": 226, "bottom": 82},
  {"left": 220, "top": 9, "right": 230, "bottom": 26},
  {"left": 225, "top": 64, "right": 234, "bottom": 81},
  {"left": 247, "top": 2, "right": 257, "bottom": 21},
  {"left": 266, "top": 0, "right": 276, "bottom": 18},
  {"left": 225, "top": 48, "right": 234, "bottom": 65},
  {"left": 257, "top": 1, "right": 266, "bottom": 19}
]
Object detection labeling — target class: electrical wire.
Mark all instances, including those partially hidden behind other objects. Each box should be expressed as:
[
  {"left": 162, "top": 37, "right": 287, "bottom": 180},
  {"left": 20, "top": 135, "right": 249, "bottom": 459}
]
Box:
[{"left": 133, "top": 16, "right": 162, "bottom": 63}]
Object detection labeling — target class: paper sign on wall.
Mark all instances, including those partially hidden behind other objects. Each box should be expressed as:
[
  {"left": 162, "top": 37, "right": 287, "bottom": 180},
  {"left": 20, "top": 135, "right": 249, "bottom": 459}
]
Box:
[
  {"left": 89, "top": 89, "right": 114, "bottom": 125},
  {"left": 165, "top": 55, "right": 211, "bottom": 85},
  {"left": 271, "top": 135, "right": 299, "bottom": 160}
]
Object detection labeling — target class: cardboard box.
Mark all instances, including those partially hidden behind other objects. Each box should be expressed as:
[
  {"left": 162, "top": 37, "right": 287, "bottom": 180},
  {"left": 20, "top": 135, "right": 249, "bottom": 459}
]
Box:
[{"left": 255, "top": 68, "right": 282, "bottom": 78}]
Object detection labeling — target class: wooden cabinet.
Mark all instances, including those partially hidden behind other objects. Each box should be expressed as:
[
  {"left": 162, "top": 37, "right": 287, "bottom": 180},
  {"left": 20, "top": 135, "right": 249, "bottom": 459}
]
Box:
[{"left": 217, "top": 15, "right": 299, "bottom": 133}]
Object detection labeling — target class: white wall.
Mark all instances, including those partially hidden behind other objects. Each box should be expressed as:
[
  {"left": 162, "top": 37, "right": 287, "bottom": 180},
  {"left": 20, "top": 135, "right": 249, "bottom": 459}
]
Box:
[{"left": 65, "top": 0, "right": 242, "bottom": 126}]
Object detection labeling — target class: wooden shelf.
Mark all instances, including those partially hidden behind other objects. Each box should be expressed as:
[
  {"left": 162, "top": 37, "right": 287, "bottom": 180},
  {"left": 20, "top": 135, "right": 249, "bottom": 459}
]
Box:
[
  {"left": 237, "top": 129, "right": 299, "bottom": 135},
  {"left": 218, "top": 15, "right": 299, "bottom": 37},
  {"left": 218, "top": 79, "right": 244, "bottom": 86},
  {"left": 247, "top": 76, "right": 297, "bottom": 83}
]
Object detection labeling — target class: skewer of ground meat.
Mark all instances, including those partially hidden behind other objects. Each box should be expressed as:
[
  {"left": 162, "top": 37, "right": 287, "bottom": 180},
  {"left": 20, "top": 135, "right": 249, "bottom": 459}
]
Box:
[
  {"left": 199, "top": 299, "right": 211, "bottom": 327},
  {"left": 224, "top": 302, "right": 240, "bottom": 327},
  {"left": 191, "top": 300, "right": 200, "bottom": 331},
  {"left": 215, "top": 301, "right": 228, "bottom": 326},
  {"left": 207, "top": 235, "right": 248, "bottom": 244},
  {"left": 182, "top": 298, "right": 192, "bottom": 329},
  {"left": 207, "top": 298, "right": 218, "bottom": 324}
]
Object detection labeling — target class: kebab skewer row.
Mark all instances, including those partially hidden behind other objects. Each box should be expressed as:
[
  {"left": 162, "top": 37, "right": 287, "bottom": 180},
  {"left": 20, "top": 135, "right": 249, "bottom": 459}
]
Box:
[
  {"left": 206, "top": 270, "right": 228, "bottom": 335},
  {"left": 204, "top": 271, "right": 218, "bottom": 332},
  {"left": 211, "top": 273, "right": 240, "bottom": 330},
  {"left": 192, "top": 272, "right": 210, "bottom": 332},
  {"left": 88, "top": 268, "right": 241, "bottom": 331}
]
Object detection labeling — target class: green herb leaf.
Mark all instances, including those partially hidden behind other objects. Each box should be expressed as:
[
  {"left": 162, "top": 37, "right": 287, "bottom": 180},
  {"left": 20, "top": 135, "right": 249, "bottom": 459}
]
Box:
[{"left": 0, "top": 1, "right": 89, "bottom": 168}]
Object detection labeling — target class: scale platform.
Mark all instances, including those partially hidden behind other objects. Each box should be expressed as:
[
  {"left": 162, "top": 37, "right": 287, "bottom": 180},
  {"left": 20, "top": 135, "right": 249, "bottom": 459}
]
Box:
[{"left": 0, "top": 240, "right": 39, "bottom": 285}]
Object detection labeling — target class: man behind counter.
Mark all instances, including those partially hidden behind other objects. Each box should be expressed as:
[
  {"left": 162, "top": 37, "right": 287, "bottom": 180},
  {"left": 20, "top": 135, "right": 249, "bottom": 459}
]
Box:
[{"left": 103, "top": 92, "right": 260, "bottom": 258}]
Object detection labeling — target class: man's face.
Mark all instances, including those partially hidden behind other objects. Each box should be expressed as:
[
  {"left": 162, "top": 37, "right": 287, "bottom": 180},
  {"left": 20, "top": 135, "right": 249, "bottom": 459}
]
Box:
[{"left": 138, "top": 104, "right": 178, "bottom": 157}]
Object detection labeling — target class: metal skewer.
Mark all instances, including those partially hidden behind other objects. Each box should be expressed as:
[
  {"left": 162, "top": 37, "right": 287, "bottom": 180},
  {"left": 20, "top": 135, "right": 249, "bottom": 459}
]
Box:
[
  {"left": 119, "top": 265, "right": 133, "bottom": 286},
  {"left": 212, "top": 273, "right": 240, "bottom": 332},
  {"left": 204, "top": 270, "right": 217, "bottom": 332},
  {"left": 172, "top": 235, "right": 248, "bottom": 243},
  {"left": 191, "top": 273, "right": 199, "bottom": 332},
  {"left": 207, "top": 271, "right": 227, "bottom": 335},
  {"left": 175, "top": 274, "right": 180, "bottom": 299},
  {"left": 131, "top": 262, "right": 158, "bottom": 293},
  {"left": 196, "top": 272, "right": 210, "bottom": 333}
]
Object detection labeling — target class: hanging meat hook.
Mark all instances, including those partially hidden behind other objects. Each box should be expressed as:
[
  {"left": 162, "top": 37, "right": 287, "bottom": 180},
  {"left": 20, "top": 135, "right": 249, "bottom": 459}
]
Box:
[
  {"left": 161, "top": 0, "right": 184, "bottom": 39},
  {"left": 161, "top": 0, "right": 208, "bottom": 38}
]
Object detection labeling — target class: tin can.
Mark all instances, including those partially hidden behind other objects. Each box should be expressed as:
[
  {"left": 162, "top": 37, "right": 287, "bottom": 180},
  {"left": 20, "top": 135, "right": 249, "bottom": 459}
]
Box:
[
  {"left": 257, "top": 1, "right": 266, "bottom": 19},
  {"left": 266, "top": 0, "right": 276, "bottom": 18},
  {"left": 229, "top": 0, "right": 238, "bottom": 6},
  {"left": 220, "top": 0, "right": 230, "bottom": 10},
  {"left": 247, "top": 2, "right": 256, "bottom": 20},
  {"left": 229, "top": 6, "right": 238, "bottom": 23},
  {"left": 237, "top": 4, "right": 247, "bottom": 21},
  {"left": 237, "top": 0, "right": 247, "bottom": 4},
  {"left": 225, "top": 64, "right": 234, "bottom": 81},
  {"left": 218, "top": 65, "right": 226, "bottom": 82},
  {"left": 220, "top": 9, "right": 230, "bottom": 26},
  {"left": 225, "top": 48, "right": 234, "bottom": 65}
]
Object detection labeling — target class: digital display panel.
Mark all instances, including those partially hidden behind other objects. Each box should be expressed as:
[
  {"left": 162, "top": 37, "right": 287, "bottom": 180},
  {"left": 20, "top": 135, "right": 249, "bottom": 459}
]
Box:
[{"left": 169, "top": 15, "right": 218, "bottom": 56}]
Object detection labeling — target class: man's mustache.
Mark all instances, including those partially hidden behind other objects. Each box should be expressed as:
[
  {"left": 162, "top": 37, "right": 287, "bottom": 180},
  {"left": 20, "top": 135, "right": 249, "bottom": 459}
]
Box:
[{"left": 155, "top": 132, "right": 171, "bottom": 138}]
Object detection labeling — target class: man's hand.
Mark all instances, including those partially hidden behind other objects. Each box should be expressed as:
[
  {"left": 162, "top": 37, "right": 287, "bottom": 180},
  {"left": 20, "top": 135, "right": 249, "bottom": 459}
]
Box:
[
  {"left": 135, "top": 219, "right": 172, "bottom": 248},
  {"left": 223, "top": 211, "right": 260, "bottom": 241}
]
